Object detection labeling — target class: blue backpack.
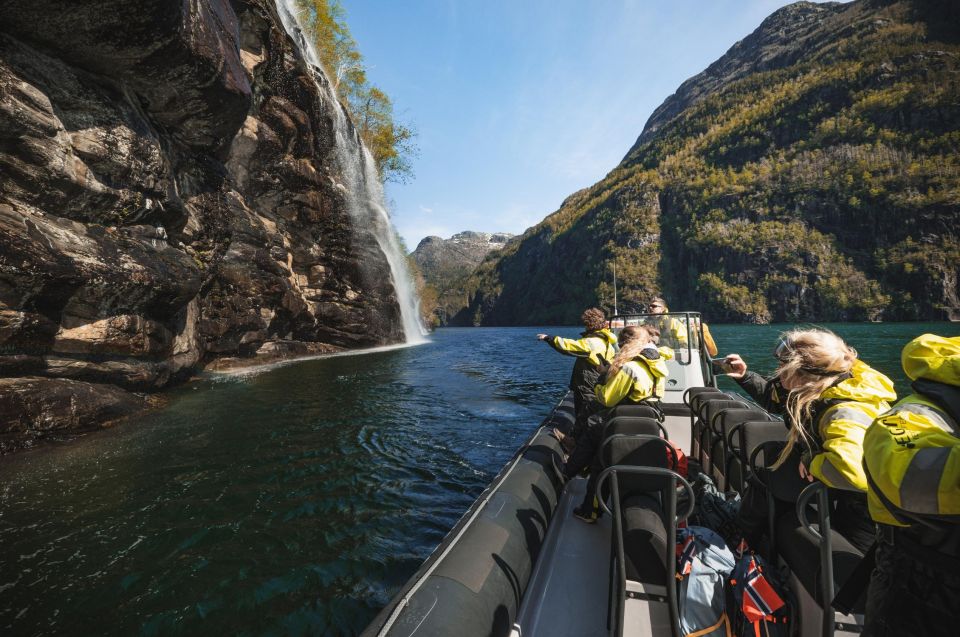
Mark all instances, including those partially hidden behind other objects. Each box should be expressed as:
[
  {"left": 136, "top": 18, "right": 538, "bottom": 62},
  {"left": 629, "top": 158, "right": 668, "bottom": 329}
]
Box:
[{"left": 676, "top": 526, "right": 736, "bottom": 637}]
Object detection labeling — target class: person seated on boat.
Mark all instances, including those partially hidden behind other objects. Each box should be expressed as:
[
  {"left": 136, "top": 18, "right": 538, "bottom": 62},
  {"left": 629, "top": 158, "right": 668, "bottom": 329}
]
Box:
[
  {"left": 562, "top": 324, "right": 672, "bottom": 523},
  {"left": 536, "top": 308, "right": 618, "bottom": 450},
  {"left": 644, "top": 297, "right": 689, "bottom": 350},
  {"left": 861, "top": 334, "right": 960, "bottom": 637},
  {"left": 694, "top": 316, "right": 718, "bottom": 357},
  {"left": 723, "top": 328, "right": 896, "bottom": 553}
]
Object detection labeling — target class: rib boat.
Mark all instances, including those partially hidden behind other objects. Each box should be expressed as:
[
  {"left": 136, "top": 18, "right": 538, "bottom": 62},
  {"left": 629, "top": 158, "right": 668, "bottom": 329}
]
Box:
[{"left": 361, "top": 312, "right": 867, "bottom": 637}]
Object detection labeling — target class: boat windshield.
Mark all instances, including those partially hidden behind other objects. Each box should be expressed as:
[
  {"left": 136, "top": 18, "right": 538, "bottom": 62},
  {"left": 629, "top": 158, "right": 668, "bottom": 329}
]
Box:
[{"left": 609, "top": 312, "right": 703, "bottom": 365}]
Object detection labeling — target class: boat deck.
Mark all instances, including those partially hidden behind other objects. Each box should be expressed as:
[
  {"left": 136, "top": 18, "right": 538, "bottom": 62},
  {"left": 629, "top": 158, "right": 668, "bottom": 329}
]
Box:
[{"left": 516, "top": 412, "right": 691, "bottom": 637}]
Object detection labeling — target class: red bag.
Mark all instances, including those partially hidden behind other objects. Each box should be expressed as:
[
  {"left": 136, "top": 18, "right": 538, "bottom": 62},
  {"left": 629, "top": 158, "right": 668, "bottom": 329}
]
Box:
[{"left": 666, "top": 439, "right": 688, "bottom": 477}]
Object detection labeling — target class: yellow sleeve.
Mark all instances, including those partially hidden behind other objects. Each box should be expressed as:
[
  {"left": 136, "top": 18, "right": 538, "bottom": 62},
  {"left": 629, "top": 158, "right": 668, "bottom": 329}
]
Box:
[
  {"left": 702, "top": 324, "right": 718, "bottom": 357},
  {"left": 549, "top": 336, "right": 593, "bottom": 357},
  {"left": 595, "top": 369, "right": 633, "bottom": 407},
  {"left": 671, "top": 319, "right": 689, "bottom": 346},
  {"left": 809, "top": 403, "right": 877, "bottom": 491}
]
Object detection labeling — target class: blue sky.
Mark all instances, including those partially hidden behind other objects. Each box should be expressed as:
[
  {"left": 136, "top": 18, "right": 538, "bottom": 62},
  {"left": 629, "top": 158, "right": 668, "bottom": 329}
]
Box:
[{"left": 341, "top": 0, "right": 828, "bottom": 250}]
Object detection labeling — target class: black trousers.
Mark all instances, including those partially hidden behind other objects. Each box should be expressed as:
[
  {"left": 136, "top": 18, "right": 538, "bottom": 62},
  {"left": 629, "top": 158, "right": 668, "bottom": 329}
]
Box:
[
  {"left": 863, "top": 529, "right": 960, "bottom": 637},
  {"left": 570, "top": 384, "right": 601, "bottom": 439}
]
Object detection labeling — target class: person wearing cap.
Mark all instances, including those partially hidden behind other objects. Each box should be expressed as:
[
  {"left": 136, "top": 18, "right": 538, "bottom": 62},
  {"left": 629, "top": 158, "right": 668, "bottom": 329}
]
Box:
[
  {"left": 724, "top": 327, "right": 896, "bottom": 551},
  {"left": 861, "top": 334, "right": 960, "bottom": 636}
]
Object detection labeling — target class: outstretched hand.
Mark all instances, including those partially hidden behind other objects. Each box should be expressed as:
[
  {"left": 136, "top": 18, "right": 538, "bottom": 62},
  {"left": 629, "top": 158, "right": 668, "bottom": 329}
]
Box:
[
  {"left": 536, "top": 333, "right": 548, "bottom": 341},
  {"left": 724, "top": 354, "right": 747, "bottom": 379}
]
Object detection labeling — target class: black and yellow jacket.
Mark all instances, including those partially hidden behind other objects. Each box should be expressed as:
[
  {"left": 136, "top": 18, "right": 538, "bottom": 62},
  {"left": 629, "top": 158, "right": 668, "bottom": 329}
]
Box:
[
  {"left": 737, "top": 360, "right": 896, "bottom": 491},
  {"left": 594, "top": 346, "right": 672, "bottom": 408},
  {"left": 545, "top": 329, "right": 618, "bottom": 395},
  {"left": 864, "top": 334, "right": 960, "bottom": 526}
]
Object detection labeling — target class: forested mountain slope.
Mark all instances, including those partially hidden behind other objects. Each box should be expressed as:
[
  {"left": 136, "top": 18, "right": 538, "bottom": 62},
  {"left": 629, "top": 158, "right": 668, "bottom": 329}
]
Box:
[{"left": 457, "top": 0, "right": 959, "bottom": 325}]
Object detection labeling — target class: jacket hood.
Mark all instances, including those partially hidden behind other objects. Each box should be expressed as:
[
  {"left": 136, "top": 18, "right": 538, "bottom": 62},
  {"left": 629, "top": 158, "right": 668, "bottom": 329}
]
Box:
[
  {"left": 638, "top": 346, "right": 670, "bottom": 378},
  {"left": 901, "top": 334, "right": 960, "bottom": 386},
  {"left": 598, "top": 328, "right": 618, "bottom": 345},
  {"left": 821, "top": 359, "right": 897, "bottom": 405},
  {"left": 584, "top": 328, "right": 618, "bottom": 345}
]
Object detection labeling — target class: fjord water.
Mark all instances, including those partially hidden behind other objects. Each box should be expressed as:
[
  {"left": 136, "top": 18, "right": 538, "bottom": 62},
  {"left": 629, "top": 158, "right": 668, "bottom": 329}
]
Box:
[{"left": 1, "top": 323, "right": 955, "bottom": 635}]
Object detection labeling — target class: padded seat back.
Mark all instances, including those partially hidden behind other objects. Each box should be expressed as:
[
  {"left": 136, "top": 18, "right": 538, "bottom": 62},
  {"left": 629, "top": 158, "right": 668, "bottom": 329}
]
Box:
[
  {"left": 726, "top": 418, "right": 788, "bottom": 493},
  {"left": 776, "top": 509, "right": 865, "bottom": 611},
  {"left": 603, "top": 416, "right": 663, "bottom": 440},
  {"left": 684, "top": 386, "right": 724, "bottom": 407},
  {"left": 610, "top": 404, "right": 662, "bottom": 421},
  {"left": 710, "top": 407, "right": 771, "bottom": 488},
  {"left": 688, "top": 391, "right": 729, "bottom": 461},
  {"left": 697, "top": 399, "right": 746, "bottom": 473},
  {"left": 621, "top": 494, "right": 668, "bottom": 584},
  {"left": 689, "top": 391, "right": 730, "bottom": 417},
  {"left": 602, "top": 436, "right": 674, "bottom": 497}
]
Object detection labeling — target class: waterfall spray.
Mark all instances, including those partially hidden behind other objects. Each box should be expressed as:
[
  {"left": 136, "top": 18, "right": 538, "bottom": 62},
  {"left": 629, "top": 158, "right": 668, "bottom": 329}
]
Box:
[{"left": 274, "top": 0, "right": 426, "bottom": 343}]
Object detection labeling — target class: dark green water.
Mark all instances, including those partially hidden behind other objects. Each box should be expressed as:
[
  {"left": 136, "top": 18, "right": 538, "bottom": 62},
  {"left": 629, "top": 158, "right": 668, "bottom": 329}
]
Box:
[{"left": 1, "top": 323, "right": 955, "bottom": 636}]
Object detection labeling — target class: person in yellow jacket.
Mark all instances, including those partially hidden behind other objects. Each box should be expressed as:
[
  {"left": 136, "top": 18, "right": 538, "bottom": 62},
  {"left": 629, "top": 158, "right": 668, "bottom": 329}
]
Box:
[
  {"left": 561, "top": 324, "right": 670, "bottom": 522},
  {"left": 724, "top": 328, "right": 896, "bottom": 551},
  {"left": 537, "top": 308, "right": 618, "bottom": 444},
  {"left": 645, "top": 297, "right": 689, "bottom": 349},
  {"left": 861, "top": 334, "right": 960, "bottom": 637}
]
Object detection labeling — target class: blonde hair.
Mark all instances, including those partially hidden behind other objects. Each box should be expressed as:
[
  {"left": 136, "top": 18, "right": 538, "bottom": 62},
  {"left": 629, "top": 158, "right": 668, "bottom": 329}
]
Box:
[
  {"left": 608, "top": 325, "right": 659, "bottom": 378},
  {"left": 772, "top": 328, "right": 857, "bottom": 468}
]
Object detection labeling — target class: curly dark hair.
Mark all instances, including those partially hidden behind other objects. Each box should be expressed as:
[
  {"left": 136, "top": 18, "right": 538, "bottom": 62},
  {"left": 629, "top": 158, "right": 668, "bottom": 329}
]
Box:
[{"left": 581, "top": 307, "right": 607, "bottom": 332}]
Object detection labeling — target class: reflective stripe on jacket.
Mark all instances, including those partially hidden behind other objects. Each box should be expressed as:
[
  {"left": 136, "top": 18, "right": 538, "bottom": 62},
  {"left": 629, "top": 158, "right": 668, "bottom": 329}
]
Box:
[
  {"left": 594, "top": 349, "right": 670, "bottom": 407},
  {"left": 864, "top": 334, "right": 960, "bottom": 526},
  {"left": 809, "top": 360, "right": 897, "bottom": 491},
  {"left": 864, "top": 395, "right": 960, "bottom": 525},
  {"left": 548, "top": 329, "right": 617, "bottom": 367}
]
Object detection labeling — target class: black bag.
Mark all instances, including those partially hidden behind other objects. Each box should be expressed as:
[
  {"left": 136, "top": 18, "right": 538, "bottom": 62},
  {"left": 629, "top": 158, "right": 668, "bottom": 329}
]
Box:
[
  {"left": 727, "top": 550, "right": 793, "bottom": 637},
  {"left": 690, "top": 474, "right": 742, "bottom": 547}
]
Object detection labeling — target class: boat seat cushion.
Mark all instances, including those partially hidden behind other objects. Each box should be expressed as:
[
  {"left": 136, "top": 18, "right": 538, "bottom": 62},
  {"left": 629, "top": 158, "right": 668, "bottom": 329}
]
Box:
[
  {"left": 727, "top": 420, "right": 787, "bottom": 494},
  {"left": 610, "top": 404, "right": 661, "bottom": 421},
  {"left": 775, "top": 508, "right": 866, "bottom": 611},
  {"left": 709, "top": 408, "right": 771, "bottom": 488},
  {"left": 621, "top": 493, "right": 668, "bottom": 585}
]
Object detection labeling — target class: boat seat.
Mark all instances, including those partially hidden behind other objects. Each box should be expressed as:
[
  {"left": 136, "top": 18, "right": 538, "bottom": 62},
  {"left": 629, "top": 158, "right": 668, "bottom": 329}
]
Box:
[
  {"left": 597, "top": 434, "right": 694, "bottom": 636},
  {"left": 706, "top": 407, "right": 772, "bottom": 490},
  {"left": 696, "top": 398, "right": 747, "bottom": 475},
  {"left": 687, "top": 390, "right": 731, "bottom": 462},
  {"left": 776, "top": 508, "right": 866, "bottom": 612},
  {"left": 727, "top": 419, "right": 787, "bottom": 494},
  {"left": 609, "top": 404, "right": 663, "bottom": 422},
  {"left": 603, "top": 416, "right": 667, "bottom": 440},
  {"left": 683, "top": 386, "right": 724, "bottom": 408},
  {"left": 621, "top": 493, "right": 668, "bottom": 584}
]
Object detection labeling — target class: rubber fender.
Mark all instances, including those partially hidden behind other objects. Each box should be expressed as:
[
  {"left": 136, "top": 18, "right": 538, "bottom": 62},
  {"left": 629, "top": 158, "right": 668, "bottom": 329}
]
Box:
[{"left": 385, "top": 462, "right": 557, "bottom": 637}]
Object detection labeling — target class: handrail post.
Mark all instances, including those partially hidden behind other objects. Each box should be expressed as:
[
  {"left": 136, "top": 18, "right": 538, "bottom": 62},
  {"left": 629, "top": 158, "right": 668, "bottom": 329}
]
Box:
[{"left": 818, "top": 486, "right": 835, "bottom": 637}]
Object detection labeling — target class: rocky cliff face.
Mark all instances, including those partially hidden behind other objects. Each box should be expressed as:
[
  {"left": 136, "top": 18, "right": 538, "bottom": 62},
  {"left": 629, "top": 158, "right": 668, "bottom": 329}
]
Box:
[
  {"left": 460, "top": 0, "right": 960, "bottom": 326},
  {"left": 0, "top": 0, "right": 407, "bottom": 451},
  {"left": 411, "top": 231, "right": 512, "bottom": 324}
]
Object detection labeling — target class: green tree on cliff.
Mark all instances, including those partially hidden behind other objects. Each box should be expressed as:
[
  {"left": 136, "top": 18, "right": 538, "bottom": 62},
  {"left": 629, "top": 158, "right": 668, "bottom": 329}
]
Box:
[{"left": 295, "top": 0, "right": 417, "bottom": 183}]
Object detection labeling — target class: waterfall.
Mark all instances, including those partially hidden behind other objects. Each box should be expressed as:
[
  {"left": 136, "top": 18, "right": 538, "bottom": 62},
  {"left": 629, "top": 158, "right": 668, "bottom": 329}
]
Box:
[{"left": 274, "top": 0, "right": 426, "bottom": 343}]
